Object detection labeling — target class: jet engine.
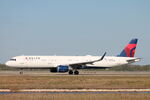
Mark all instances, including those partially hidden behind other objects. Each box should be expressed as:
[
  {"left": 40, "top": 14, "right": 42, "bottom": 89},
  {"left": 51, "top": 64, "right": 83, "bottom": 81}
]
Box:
[{"left": 50, "top": 65, "right": 69, "bottom": 73}]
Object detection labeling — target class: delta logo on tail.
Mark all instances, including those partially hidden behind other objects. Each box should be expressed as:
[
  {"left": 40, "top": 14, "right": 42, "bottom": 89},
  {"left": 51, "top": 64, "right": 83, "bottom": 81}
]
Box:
[{"left": 119, "top": 39, "right": 138, "bottom": 57}]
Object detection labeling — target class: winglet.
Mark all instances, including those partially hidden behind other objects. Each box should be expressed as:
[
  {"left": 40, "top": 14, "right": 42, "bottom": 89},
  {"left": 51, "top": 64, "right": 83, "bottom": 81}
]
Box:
[{"left": 98, "top": 52, "right": 106, "bottom": 61}]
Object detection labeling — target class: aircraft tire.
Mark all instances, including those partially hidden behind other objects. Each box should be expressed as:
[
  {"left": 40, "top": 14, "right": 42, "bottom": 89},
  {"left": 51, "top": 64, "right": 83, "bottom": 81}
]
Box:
[
  {"left": 69, "top": 70, "right": 73, "bottom": 75},
  {"left": 74, "top": 70, "right": 79, "bottom": 75}
]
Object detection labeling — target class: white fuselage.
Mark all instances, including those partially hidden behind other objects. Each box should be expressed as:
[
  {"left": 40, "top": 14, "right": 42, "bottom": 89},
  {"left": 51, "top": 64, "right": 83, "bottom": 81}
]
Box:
[{"left": 5, "top": 55, "right": 139, "bottom": 68}]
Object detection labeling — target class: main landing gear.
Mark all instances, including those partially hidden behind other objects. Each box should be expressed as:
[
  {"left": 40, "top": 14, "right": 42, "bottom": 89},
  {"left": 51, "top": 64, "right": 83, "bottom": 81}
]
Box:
[{"left": 68, "top": 70, "right": 79, "bottom": 75}]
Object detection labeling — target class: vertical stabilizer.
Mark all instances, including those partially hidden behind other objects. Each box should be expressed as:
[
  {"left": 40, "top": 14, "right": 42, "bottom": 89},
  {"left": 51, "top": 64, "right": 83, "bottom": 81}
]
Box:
[{"left": 118, "top": 39, "right": 138, "bottom": 57}]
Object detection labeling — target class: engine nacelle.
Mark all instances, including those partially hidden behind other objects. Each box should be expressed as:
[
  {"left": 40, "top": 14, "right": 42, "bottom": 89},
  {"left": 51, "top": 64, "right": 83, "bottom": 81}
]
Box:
[{"left": 50, "top": 65, "right": 69, "bottom": 73}]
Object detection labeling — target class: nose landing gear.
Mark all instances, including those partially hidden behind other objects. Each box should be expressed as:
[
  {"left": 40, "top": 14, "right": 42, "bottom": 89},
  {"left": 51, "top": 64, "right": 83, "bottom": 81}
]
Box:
[{"left": 19, "top": 69, "right": 23, "bottom": 75}]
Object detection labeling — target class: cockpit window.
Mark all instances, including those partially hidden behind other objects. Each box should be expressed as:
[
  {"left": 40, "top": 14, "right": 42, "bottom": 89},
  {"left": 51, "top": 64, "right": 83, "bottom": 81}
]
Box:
[{"left": 10, "top": 59, "right": 16, "bottom": 61}]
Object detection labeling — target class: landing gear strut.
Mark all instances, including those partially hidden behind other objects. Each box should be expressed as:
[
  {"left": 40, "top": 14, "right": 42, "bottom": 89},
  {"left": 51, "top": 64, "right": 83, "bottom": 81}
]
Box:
[
  {"left": 68, "top": 70, "right": 79, "bottom": 75},
  {"left": 19, "top": 69, "right": 23, "bottom": 75}
]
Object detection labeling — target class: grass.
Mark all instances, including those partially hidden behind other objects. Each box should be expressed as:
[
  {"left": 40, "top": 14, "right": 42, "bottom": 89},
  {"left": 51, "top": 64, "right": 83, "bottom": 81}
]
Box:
[
  {"left": 0, "top": 93, "right": 150, "bottom": 100},
  {"left": 0, "top": 76, "right": 150, "bottom": 89},
  {"left": 0, "top": 75, "right": 150, "bottom": 100}
]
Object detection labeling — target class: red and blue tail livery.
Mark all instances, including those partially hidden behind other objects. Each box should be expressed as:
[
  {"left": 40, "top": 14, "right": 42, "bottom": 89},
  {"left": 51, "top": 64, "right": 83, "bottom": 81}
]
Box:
[{"left": 119, "top": 38, "right": 138, "bottom": 57}]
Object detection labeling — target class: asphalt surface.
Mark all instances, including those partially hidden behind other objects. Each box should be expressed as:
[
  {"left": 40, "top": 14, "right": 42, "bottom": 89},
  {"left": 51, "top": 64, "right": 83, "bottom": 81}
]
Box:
[{"left": 0, "top": 70, "right": 150, "bottom": 76}]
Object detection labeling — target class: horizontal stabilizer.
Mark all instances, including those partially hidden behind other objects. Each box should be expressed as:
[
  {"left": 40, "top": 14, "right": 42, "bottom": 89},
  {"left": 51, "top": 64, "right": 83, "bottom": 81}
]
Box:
[{"left": 127, "top": 58, "right": 141, "bottom": 63}]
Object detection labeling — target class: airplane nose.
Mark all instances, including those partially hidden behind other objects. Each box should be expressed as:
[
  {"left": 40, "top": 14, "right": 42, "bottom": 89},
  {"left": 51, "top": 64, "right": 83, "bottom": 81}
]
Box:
[{"left": 5, "top": 61, "right": 10, "bottom": 66}]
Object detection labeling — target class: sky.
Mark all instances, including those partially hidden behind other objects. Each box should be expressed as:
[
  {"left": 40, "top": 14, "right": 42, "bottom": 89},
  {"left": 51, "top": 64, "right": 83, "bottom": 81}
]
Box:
[{"left": 0, "top": 0, "right": 150, "bottom": 65}]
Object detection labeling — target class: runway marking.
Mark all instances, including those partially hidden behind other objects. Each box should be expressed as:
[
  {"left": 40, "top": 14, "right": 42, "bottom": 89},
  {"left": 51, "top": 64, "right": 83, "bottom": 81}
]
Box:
[
  {"left": 1, "top": 89, "right": 150, "bottom": 92},
  {"left": 0, "top": 89, "right": 10, "bottom": 92},
  {"left": 20, "top": 89, "right": 150, "bottom": 92}
]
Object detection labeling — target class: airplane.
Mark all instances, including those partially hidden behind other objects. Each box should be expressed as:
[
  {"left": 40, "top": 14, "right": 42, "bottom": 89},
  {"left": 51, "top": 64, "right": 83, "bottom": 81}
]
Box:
[{"left": 5, "top": 38, "right": 140, "bottom": 75}]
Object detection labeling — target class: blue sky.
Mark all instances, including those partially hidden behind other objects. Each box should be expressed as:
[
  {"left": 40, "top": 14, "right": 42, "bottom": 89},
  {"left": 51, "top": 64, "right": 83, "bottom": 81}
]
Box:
[{"left": 0, "top": 0, "right": 150, "bottom": 65}]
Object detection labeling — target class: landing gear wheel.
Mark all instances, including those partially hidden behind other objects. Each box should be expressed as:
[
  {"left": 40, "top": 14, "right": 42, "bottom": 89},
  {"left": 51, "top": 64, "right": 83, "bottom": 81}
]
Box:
[
  {"left": 74, "top": 70, "right": 79, "bottom": 75},
  {"left": 20, "top": 71, "right": 23, "bottom": 75},
  {"left": 69, "top": 70, "right": 73, "bottom": 75},
  {"left": 19, "top": 69, "right": 23, "bottom": 75}
]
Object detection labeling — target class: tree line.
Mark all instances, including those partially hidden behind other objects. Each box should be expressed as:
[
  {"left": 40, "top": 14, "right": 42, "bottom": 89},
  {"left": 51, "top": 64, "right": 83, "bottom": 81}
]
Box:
[{"left": 0, "top": 64, "right": 150, "bottom": 71}]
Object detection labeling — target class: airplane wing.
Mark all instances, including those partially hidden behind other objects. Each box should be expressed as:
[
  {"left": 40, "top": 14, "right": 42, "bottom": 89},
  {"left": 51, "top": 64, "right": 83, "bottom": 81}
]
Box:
[{"left": 68, "top": 52, "right": 106, "bottom": 68}]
